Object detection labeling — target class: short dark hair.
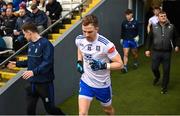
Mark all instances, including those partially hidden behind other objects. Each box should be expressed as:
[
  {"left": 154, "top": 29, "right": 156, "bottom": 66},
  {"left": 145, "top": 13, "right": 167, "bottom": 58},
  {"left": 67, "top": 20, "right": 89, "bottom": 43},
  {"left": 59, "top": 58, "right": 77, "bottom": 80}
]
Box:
[
  {"left": 21, "top": 22, "right": 38, "bottom": 33},
  {"left": 158, "top": 10, "right": 166, "bottom": 15},
  {"left": 125, "top": 9, "right": 133, "bottom": 15},
  {"left": 7, "top": 2, "right": 13, "bottom": 7},
  {"left": 82, "top": 14, "right": 98, "bottom": 27}
]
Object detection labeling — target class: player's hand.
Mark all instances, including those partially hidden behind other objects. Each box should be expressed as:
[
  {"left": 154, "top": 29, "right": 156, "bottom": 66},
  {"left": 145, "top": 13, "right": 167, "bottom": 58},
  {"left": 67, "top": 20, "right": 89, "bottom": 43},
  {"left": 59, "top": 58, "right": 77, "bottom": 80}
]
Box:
[
  {"left": 134, "top": 35, "right": 139, "bottom": 43},
  {"left": 175, "top": 46, "right": 179, "bottom": 52},
  {"left": 22, "top": 71, "right": 34, "bottom": 80},
  {"left": 7, "top": 61, "right": 16, "bottom": 69},
  {"left": 145, "top": 51, "right": 151, "bottom": 57},
  {"left": 89, "top": 59, "right": 107, "bottom": 71},
  {"left": 120, "top": 39, "right": 123, "bottom": 45},
  {"left": 76, "top": 61, "right": 84, "bottom": 74}
]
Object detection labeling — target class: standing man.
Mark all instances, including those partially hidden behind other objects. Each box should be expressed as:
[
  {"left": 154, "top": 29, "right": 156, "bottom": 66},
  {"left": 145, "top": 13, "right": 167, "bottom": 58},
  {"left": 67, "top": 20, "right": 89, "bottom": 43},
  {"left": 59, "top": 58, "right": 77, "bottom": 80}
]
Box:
[
  {"left": 75, "top": 14, "right": 123, "bottom": 115},
  {"left": 145, "top": 11, "right": 180, "bottom": 94},
  {"left": 120, "top": 9, "right": 139, "bottom": 73},
  {"left": 7, "top": 22, "right": 64, "bottom": 115},
  {"left": 147, "top": 6, "right": 161, "bottom": 33}
]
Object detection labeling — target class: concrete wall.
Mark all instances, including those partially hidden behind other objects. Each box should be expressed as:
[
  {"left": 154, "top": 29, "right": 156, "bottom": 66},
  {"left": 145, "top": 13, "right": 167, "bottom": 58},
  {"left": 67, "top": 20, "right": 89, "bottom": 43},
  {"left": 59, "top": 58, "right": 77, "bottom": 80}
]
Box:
[{"left": 0, "top": 0, "right": 128, "bottom": 114}]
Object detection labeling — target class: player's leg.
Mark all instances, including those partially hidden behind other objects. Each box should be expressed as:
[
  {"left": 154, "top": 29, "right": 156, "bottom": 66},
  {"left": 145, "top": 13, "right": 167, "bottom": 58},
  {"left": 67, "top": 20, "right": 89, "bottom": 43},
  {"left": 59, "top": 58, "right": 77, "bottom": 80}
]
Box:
[
  {"left": 79, "top": 97, "right": 92, "bottom": 116},
  {"left": 131, "top": 48, "right": 139, "bottom": 68},
  {"left": 37, "top": 82, "right": 65, "bottom": 115},
  {"left": 95, "top": 86, "right": 114, "bottom": 115},
  {"left": 79, "top": 80, "right": 94, "bottom": 116},
  {"left": 25, "top": 83, "right": 39, "bottom": 115},
  {"left": 123, "top": 48, "right": 130, "bottom": 66},
  {"left": 121, "top": 40, "right": 130, "bottom": 72},
  {"left": 102, "top": 105, "right": 115, "bottom": 115},
  {"left": 130, "top": 39, "right": 139, "bottom": 69}
]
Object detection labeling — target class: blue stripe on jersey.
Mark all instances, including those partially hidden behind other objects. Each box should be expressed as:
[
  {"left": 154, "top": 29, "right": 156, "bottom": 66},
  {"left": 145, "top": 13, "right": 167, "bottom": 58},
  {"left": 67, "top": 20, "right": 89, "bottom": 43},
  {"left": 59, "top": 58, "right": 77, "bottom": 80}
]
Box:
[
  {"left": 98, "top": 36, "right": 109, "bottom": 45},
  {"left": 76, "top": 35, "right": 85, "bottom": 39}
]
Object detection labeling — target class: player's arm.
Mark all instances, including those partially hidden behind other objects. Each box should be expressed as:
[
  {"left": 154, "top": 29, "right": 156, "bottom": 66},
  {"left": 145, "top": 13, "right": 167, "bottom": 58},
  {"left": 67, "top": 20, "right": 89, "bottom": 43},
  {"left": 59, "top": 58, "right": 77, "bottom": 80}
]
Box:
[
  {"left": 77, "top": 48, "right": 83, "bottom": 61},
  {"left": 90, "top": 53, "right": 123, "bottom": 71},
  {"left": 7, "top": 60, "right": 28, "bottom": 69},
  {"left": 76, "top": 48, "right": 84, "bottom": 74},
  {"left": 109, "top": 53, "right": 124, "bottom": 70},
  {"left": 147, "top": 21, "right": 151, "bottom": 34},
  {"left": 90, "top": 44, "right": 124, "bottom": 71}
]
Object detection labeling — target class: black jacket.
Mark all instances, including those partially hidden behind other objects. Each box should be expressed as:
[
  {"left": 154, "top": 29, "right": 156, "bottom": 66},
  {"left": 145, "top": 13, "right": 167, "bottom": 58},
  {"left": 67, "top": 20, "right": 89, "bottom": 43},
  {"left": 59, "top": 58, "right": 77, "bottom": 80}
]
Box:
[
  {"left": 15, "top": 14, "right": 32, "bottom": 31},
  {"left": 146, "top": 22, "right": 180, "bottom": 51},
  {"left": 32, "top": 9, "right": 48, "bottom": 27},
  {"left": 1, "top": 15, "right": 17, "bottom": 36},
  {"left": 46, "top": 0, "right": 62, "bottom": 21}
]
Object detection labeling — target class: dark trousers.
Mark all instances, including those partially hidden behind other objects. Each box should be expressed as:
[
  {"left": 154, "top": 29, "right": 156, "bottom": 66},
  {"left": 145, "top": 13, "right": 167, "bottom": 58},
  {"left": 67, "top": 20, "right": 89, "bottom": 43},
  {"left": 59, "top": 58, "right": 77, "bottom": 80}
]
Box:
[
  {"left": 151, "top": 51, "right": 171, "bottom": 89},
  {"left": 25, "top": 82, "right": 64, "bottom": 115}
]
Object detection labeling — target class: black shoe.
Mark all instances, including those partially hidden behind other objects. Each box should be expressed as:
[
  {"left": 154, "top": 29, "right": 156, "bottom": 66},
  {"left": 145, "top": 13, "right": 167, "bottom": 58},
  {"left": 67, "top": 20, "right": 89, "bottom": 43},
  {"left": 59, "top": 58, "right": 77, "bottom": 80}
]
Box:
[
  {"left": 153, "top": 78, "right": 159, "bottom": 86},
  {"left": 161, "top": 88, "right": 167, "bottom": 94},
  {"left": 121, "top": 66, "right": 128, "bottom": 73},
  {"left": 133, "top": 62, "right": 139, "bottom": 69}
]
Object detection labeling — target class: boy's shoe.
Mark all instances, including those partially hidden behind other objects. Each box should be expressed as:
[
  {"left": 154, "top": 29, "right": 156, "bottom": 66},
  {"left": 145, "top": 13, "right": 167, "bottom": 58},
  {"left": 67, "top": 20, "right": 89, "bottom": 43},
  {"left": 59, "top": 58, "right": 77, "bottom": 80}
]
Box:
[
  {"left": 133, "top": 61, "right": 139, "bottom": 69},
  {"left": 121, "top": 65, "right": 128, "bottom": 73}
]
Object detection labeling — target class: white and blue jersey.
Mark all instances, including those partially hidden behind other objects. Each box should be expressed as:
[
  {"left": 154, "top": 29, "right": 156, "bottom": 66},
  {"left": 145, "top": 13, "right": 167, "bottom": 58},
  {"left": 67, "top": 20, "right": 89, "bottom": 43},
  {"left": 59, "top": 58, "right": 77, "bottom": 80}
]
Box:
[
  {"left": 75, "top": 33, "right": 118, "bottom": 105},
  {"left": 75, "top": 33, "right": 118, "bottom": 88}
]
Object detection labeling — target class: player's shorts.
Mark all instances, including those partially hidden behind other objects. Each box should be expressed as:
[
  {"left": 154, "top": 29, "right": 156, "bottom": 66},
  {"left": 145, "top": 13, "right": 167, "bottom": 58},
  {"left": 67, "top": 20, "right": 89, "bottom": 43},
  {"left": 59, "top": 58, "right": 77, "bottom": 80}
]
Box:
[
  {"left": 122, "top": 39, "right": 137, "bottom": 48},
  {"left": 79, "top": 80, "right": 112, "bottom": 106}
]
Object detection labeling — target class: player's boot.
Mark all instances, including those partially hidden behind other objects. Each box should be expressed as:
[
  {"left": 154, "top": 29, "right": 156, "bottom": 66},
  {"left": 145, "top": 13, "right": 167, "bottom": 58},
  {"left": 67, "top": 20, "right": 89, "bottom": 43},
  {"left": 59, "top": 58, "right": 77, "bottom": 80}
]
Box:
[
  {"left": 121, "top": 65, "right": 128, "bottom": 73},
  {"left": 133, "top": 61, "right": 139, "bottom": 69}
]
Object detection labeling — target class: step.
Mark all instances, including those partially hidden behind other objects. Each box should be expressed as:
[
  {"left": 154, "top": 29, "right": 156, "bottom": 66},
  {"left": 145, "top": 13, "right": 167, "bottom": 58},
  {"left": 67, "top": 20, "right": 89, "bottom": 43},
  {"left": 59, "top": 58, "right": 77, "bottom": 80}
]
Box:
[
  {"left": 89, "top": 0, "right": 100, "bottom": 8},
  {"left": 49, "top": 39, "right": 55, "bottom": 43},
  {"left": 71, "top": 19, "right": 79, "bottom": 24},
  {"left": 64, "top": 24, "right": 73, "bottom": 29},
  {"left": 59, "top": 29, "right": 67, "bottom": 34},
  {"left": 11, "top": 67, "right": 22, "bottom": 71},
  {"left": 0, "top": 82, "right": 5, "bottom": 87},
  {"left": 0, "top": 71, "right": 16, "bottom": 80},
  {"left": 75, "top": 16, "right": 81, "bottom": 20},
  {"left": 84, "top": 7, "right": 91, "bottom": 13},
  {"left": 48, "top": 34, "right": 61, "bottom": 40},
  {"left": 16, "top": 55, "right": 27, "bottom": 61}
]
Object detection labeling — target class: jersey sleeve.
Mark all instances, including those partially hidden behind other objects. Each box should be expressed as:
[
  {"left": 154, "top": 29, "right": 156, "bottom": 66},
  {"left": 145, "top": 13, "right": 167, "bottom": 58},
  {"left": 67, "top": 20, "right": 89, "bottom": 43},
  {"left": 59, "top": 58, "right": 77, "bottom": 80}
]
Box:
[
  {"left": 75, "top": 35, "right": 84, "bottom": 47},
  {"left": 148, "top": 17, "right": 153, "bottom": 25},
  {"left": 75, "top": 36, "right": 80, "bottom": 47},
  {"left": 105, "top": 42, "right": 118, "bottom": 60}
]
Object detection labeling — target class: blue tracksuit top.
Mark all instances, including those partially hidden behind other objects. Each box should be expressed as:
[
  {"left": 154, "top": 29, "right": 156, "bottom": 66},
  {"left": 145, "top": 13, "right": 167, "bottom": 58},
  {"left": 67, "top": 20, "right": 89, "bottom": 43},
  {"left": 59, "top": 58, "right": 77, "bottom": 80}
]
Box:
[
  {"left": 121, "top": 19, "right": 139, "bottom": 39},
  {"left": 16, "top": 37, "right": 55, "bottom": 83}
]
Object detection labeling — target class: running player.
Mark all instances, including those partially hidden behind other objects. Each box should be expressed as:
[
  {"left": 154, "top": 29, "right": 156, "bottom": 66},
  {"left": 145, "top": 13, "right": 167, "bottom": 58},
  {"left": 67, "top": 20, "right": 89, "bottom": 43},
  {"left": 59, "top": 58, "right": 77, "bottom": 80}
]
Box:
[{"left": 75, "top": 14, "right": 123, "bottom": 115}]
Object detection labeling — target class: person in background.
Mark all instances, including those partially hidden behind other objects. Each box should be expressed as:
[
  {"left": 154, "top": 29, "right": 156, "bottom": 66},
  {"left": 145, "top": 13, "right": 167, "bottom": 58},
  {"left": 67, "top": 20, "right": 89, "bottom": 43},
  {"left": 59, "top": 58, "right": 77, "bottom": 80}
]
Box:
[
  {"left": 145, "top": 11, "right": 180, "bottom": 94},
  {"left": 13, "top": 8, "right": 31, "bottom": 51},
  {"left": 46, "top": 0, "right": 62, "bottom": 23},
  {"left": 31, "top": 3, "right": 48, "bottom": 32},
  {"left": 120, "top": 9, "right": 139, "bottom": 73},
  {"left": 147, "top": 6, "right": 161, "bottom": 33},
  {"left": 1, "top": 8, "right": 17, "bottom": 36}
]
